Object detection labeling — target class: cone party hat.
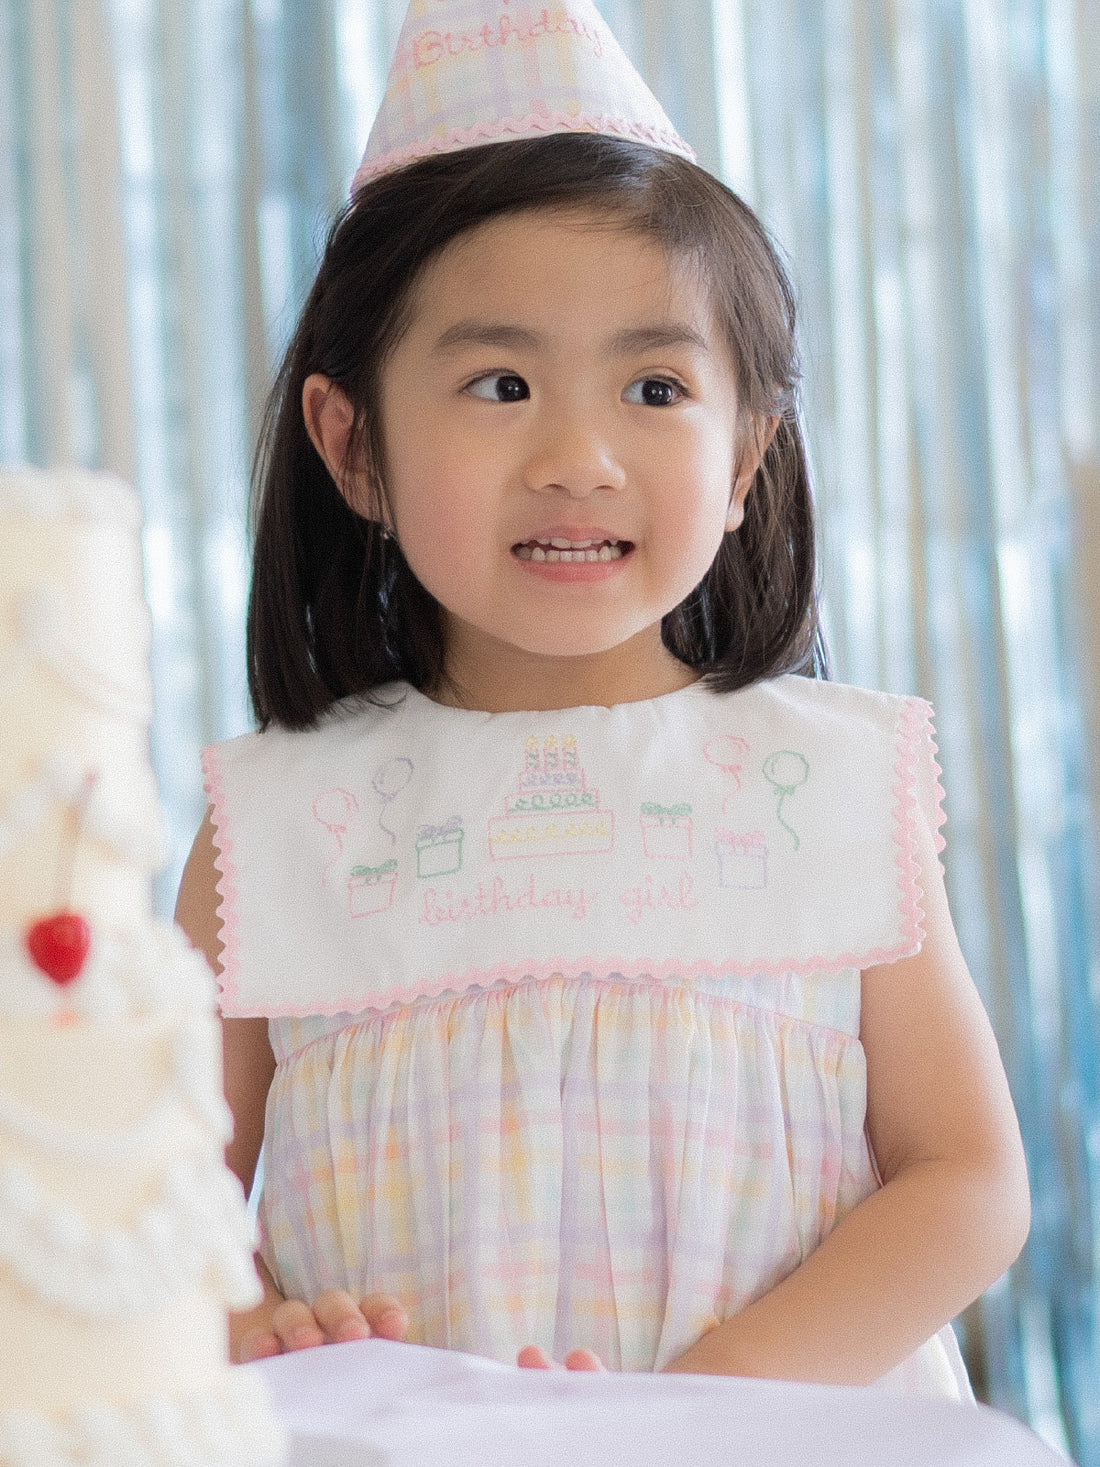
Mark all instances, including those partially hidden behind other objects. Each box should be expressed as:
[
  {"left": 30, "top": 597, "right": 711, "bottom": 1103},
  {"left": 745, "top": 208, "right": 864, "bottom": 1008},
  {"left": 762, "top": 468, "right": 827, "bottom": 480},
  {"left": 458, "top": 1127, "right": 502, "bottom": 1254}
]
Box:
[{"left": 353, "top": 0, "right": 694, "bottom": 189}]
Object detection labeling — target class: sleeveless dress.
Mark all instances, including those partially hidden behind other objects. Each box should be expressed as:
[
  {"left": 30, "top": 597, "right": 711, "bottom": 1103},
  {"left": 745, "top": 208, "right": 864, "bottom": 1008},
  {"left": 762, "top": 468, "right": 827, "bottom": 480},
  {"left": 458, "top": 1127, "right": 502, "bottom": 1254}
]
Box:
[{"left": 204, "top": 676, "right": 972, "bottom": 1396}]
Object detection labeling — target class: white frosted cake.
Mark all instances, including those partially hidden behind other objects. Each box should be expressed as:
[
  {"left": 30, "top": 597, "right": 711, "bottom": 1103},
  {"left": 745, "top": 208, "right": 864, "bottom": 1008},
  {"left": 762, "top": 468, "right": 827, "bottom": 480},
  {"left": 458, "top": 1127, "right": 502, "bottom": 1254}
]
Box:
[{"left": 0, "top": 468, "right": 285, "bottom": 1466}]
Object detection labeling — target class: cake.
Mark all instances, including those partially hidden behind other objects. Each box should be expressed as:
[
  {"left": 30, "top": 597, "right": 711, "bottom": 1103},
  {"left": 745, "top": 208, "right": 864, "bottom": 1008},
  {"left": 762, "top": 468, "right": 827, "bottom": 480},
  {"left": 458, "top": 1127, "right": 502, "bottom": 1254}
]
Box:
[
  {"left": 0, "top": 468, "right": 286, "bottom": 1466},
  {"left": 488, "top": 734, "right": 614, "bottom": 859}
]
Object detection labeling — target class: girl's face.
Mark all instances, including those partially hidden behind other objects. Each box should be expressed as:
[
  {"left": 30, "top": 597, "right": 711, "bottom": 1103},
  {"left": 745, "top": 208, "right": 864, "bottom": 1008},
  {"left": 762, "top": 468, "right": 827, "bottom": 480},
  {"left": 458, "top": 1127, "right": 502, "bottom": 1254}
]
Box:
[{"left": 368, "top": 211, "right": 754, "bottom": 708}]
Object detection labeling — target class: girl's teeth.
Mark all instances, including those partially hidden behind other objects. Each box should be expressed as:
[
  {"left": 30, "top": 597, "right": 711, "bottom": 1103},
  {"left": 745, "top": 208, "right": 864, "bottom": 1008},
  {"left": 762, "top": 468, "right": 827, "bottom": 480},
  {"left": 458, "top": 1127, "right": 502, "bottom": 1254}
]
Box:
[{"left": 516, "top": 541, "right": 626, "bottom": 563}]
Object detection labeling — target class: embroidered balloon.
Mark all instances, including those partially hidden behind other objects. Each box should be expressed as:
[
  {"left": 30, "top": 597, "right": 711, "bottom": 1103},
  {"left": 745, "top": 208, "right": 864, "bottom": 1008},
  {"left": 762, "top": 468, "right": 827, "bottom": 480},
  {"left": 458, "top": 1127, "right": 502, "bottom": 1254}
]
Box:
[
  {"left": 704, "top": 735, "right": 751, "bottom": 782},
  {"left": 372, "top": 757, "right": 415, "bottom": 845},
  {"left": 762, "top": 751, "right": 810, "bottom": 851},
  {"left": 704, "top": 734, "right": 751, "bottom": 812},
  {"left": 313, "top": 787, "right": 359, "bottom": 832},
  {"left": 313, "top": 788, "right": 360, "bottom": 886}
]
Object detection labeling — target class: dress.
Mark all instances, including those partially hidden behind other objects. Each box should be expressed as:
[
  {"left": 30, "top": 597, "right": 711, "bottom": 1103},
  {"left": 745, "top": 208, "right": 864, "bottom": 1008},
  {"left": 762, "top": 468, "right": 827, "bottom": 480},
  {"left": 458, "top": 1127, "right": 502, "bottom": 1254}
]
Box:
[{"left": 203, "top": 675, "right": 972, "bottom": 1397}]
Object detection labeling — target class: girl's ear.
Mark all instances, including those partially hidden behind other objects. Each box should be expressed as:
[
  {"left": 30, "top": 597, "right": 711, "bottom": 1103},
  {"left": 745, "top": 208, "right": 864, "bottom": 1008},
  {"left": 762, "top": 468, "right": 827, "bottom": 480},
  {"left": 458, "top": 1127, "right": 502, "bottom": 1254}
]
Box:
[
  {"left": 726, "top": 414, "right": 780, "bottom": 532},
  {"left": 302, "top": 373, "right": 383, "bottom": 520}
]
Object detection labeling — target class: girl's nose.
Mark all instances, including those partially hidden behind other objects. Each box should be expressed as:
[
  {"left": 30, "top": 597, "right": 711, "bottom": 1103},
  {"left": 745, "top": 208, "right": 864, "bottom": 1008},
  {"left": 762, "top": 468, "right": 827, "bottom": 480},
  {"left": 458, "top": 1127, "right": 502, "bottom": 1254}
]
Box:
[{"left": 522, "top": 417, "right": 627, "bottom": 498}]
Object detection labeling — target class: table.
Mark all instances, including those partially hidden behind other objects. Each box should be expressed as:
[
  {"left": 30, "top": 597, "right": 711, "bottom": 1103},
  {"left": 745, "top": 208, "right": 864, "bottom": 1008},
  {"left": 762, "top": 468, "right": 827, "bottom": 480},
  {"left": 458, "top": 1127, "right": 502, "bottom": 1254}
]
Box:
[{"left": 254, "top": 1339, "right": 1071, "bottom": 1466}]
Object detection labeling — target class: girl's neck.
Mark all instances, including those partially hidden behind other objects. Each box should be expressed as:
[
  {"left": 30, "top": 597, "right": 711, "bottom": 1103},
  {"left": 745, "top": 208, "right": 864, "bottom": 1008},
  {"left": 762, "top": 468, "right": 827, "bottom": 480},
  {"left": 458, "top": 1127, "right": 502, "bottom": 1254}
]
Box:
[{"left": 430, "top": 626, "right": 701, "bottom": 713}]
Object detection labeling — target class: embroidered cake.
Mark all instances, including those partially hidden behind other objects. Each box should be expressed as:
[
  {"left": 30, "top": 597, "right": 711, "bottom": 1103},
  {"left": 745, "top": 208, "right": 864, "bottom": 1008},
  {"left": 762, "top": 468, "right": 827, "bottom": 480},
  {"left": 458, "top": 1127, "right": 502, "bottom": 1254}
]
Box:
[
  {"left": 488, "top": 734, "right": 614, "bottom": 859},
  {"left": 0, "top": 468, "right": 285, "bottom": 1466}
]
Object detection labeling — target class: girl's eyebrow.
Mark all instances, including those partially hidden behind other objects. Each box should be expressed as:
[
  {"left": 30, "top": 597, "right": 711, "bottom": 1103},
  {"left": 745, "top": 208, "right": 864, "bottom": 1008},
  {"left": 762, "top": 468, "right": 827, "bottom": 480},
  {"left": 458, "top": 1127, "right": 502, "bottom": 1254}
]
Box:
[
  {"left": 433, "top": 322, "right": 541, "bottom": 353},
  {"left": 610, "top": 324, "right": 710, "bottom": 355},
  {"left": 431, "top": 320, "right": 710, "bottom": 355}
]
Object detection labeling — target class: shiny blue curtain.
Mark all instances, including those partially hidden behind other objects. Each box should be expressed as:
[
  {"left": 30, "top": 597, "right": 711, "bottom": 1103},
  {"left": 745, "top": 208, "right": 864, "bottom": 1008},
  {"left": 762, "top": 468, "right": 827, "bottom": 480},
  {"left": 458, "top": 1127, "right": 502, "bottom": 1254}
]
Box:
[
  {"left": 1, "top": 0, "right": 1097, "bottom": 1455},
  {"left": 731, "top": 6, "right": 1099, "bottom": 1455}
]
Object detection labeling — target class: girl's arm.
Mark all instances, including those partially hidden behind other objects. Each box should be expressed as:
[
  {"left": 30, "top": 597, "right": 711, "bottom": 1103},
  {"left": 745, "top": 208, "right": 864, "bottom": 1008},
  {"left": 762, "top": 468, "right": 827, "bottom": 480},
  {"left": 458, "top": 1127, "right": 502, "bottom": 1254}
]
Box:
[
  {"left": 175, "top": 814, "right": 408, "bottom": 1363},
  {"left": 664, "top": 811, "right": 1031, "bottom": 1386}
]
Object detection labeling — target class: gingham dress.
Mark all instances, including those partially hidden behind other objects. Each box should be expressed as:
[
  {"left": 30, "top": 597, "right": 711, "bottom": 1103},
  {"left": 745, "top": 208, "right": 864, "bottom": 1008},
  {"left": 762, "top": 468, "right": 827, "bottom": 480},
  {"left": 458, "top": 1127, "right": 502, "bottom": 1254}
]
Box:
[
  {"left": 257, "top": 968, "right": 969, "bottom": 1394},
  {"left": 205, "top": 678, "right": 972, "bottom": 1396}
]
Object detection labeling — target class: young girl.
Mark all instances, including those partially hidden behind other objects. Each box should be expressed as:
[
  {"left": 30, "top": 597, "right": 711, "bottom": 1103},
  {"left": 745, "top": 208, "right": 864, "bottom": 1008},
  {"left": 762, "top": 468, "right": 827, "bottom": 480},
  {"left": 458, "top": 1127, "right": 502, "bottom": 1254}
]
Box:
[{"left": 176, "top": 0, "right": 1029, "bottom": 1396}]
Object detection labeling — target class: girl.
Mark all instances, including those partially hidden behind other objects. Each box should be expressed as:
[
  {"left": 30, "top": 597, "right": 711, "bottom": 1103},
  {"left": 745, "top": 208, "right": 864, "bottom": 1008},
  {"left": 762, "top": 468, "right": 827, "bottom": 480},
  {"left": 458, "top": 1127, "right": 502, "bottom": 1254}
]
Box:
[{"left": 176, "top": 0, "right": 1029, "bottom": 1396}]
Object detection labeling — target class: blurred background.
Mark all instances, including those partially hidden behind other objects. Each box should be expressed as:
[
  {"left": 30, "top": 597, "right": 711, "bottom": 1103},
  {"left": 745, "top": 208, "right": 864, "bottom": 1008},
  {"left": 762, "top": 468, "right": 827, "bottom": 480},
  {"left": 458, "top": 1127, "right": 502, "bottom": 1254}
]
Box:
[{"left": 1, "top": 0, "right": 1097, "bottom": 1455}]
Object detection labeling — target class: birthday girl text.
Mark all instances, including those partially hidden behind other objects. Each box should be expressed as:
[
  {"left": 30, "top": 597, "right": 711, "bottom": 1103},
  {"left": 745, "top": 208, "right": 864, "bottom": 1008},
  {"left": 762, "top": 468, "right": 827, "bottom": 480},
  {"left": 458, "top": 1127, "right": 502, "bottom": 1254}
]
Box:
[{"left": 420, "top": 873, "right": 596, "bottom": 924}]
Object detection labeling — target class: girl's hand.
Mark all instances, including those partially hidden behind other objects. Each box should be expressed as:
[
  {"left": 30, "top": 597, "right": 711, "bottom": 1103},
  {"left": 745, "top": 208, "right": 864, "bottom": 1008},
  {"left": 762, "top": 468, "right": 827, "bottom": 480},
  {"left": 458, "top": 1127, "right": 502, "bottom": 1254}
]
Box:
[
  {"left": 662, "top": 802, "right": 1029, "bottom": 1387},
  {"left": 517, "top": 1345, "right": 606, "bottom": 1371},
  {"left": 178, "top": 830, "right": 411, "bottom": 1368},
  {"left": 237, "top": 1288, "right": 409, "bottom": 1363}
]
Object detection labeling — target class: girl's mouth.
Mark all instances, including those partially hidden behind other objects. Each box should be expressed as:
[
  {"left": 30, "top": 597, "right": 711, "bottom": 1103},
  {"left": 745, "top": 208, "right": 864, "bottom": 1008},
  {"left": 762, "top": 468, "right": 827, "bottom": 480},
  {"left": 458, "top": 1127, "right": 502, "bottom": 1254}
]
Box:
[{"left": 512, "top": 537, "right": 631, "bottom": 563}]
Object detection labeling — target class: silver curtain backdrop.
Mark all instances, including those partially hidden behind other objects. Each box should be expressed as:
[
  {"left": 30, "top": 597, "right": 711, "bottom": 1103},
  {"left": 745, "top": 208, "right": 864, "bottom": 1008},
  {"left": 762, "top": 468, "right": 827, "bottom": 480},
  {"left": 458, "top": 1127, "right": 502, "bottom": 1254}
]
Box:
[{"left": 1, "top": 0, "right": 1097, "bottom": 1456}]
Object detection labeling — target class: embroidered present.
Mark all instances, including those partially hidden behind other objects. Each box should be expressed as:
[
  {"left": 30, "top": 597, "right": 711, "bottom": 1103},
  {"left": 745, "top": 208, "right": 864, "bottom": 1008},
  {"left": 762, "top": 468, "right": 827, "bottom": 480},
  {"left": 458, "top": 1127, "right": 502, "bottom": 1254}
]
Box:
[
  {"left": 416, "top": 816, "right": 464, "bottom": 878},
  {"left": 348, "top": 858, "right": 398, "bottom": 916},
  {"left": 715, "top": 830, "right": 768, "bottom": 890},
  {"left": 639, "top": 802, "right": 693, "bottom": 861}
]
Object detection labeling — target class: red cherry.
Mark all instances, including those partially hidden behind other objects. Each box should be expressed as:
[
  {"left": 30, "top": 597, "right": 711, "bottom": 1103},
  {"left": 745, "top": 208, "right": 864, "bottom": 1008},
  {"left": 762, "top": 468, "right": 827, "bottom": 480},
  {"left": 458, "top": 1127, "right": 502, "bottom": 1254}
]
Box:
[{"left": 25, "top": 912, "right": 91, "bottom": 986}]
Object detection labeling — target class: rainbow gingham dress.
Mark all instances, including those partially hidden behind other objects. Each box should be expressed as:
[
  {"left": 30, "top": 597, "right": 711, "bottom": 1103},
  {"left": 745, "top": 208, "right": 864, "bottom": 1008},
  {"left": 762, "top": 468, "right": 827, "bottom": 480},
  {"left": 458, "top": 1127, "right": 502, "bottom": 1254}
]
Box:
[{"left": 204, "top": 676, "right": 972, "bottom": 1395}]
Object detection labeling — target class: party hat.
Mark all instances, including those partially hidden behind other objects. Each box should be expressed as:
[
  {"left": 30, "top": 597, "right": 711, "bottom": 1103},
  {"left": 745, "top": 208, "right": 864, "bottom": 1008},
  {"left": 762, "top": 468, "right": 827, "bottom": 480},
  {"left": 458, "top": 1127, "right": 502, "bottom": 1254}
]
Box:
[{"left": 352, "top": 0, "right": 695, "bottom": 190}]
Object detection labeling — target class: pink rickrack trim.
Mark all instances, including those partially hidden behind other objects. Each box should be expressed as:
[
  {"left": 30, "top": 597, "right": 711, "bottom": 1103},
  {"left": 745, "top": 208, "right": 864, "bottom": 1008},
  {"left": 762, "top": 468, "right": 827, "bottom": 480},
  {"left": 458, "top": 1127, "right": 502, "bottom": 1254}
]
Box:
[
  {"left": 280, "top": 970, "right": 862, "bottom": 1051},
  {"left": 221, "top": 935, "right": 925, "bottom": 1024},
  {"left": 891, "top": 695, "right": 946, "bottom": 958},
  {"left": 352, "top": 110, "right": 695, "bottom": 190},
  {"left": 201, "top": 745, "right": 244, "bottom": 1013},
  {"left": 926, "top": 707, "right": 948, "bottom": 856}
]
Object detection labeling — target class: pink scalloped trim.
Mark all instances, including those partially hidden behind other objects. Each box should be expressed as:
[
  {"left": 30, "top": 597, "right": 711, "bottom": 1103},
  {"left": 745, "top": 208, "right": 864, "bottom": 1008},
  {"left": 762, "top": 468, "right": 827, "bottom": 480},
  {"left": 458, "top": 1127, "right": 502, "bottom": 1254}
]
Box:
[
  {"left": 926, "top": 709, "right": 948, "bottom": 856},
  {"left": 353, "top": 110, "right": 695, "bottom": 190},
  {"left": 215, "top": 695, "right": 945, "bottom": 1020},
  {"left": 286, "top": 969, "right": 859, "bottom": 1047},
  {"left": 202, "top": 746, "right": 244, "bottom": 1013},
  {"left": 891, "top": 695, "right": 946, "bottom": 957},
  {"left": 237, "top": 945, "right": 918, "bottom": 1020}
]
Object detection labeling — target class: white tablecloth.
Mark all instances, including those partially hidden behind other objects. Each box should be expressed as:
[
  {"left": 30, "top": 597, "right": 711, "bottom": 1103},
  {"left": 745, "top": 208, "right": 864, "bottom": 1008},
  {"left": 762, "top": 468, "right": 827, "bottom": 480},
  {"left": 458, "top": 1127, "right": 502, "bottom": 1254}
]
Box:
[{"left": 253, "top": 1339, "right": 1070, "bottom": 1467}]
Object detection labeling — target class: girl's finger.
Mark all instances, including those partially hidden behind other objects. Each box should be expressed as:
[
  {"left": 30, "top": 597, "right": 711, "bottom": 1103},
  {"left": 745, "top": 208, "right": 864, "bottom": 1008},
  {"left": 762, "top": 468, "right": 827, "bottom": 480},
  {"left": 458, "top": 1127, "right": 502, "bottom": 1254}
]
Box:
[
  {"left": 358, "top": 1293, "right": 409, "bottom": 1340},
  {"left": 270, "top": 1298, "right": 326, "bottom": 1352},
  {"left": 564, "top": 1349, "right": 606, "bottom": 1371},
  {"left": 311, "top": 1288, "right": 372, "bottom": 1344},
  {"left": 238, "top": 1329, "right": 282, "bottom": 1363},
  {"left": 517, "top": 1345, "right": 556, "bottom": 1369}
]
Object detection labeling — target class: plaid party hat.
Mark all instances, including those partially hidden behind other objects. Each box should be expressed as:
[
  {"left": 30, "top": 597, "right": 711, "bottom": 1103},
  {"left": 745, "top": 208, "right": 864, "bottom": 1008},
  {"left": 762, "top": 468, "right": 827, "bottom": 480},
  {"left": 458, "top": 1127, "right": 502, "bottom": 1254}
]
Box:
[{"left": 352, "top": 0, "right": 694, "bottom": 190}]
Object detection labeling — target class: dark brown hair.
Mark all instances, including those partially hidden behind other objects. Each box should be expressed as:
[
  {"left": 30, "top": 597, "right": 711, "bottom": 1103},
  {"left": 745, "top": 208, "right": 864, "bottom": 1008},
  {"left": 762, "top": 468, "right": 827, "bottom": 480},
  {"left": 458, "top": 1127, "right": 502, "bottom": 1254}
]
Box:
[{"left": 247, "top": 133, "right": 827, "bottom": 728}]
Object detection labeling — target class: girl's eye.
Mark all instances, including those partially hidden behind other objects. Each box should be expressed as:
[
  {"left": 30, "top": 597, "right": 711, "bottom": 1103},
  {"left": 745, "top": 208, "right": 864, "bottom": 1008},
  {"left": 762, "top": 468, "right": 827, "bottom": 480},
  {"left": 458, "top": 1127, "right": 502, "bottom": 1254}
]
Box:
[
  {"left": 466, "top": 373, "right": 530, "bottom": 402},
  {"left": 624, "top": 377, "right": 684, "bottom": 407}
]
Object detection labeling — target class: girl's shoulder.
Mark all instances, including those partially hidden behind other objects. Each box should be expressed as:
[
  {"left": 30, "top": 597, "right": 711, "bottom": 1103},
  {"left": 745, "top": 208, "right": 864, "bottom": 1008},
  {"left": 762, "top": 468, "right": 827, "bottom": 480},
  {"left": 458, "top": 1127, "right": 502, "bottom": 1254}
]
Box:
[
  {"left": 657, "top": 673, "right": 934, "bottom": 768},
  {"left": 206, "top": 683, "right": 412, "bottom": 765},
  {"left": 737, "top": 674, "right": 936, "bottom": 756},
  {"left": 732, "top": 671, "right": 928, "bottom": 721}
]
